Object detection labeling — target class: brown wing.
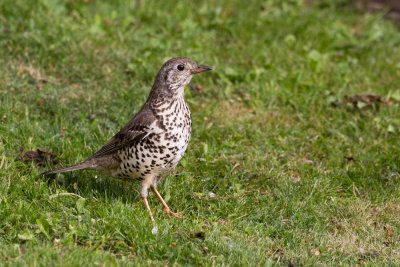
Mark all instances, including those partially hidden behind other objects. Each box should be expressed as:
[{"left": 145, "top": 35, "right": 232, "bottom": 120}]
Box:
[{"left": 88, "top": 103, "right": 162, "bottom": 159}]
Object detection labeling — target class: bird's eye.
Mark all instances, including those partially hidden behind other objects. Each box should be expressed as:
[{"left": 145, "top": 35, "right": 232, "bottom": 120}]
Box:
[{"left": 177, "top": 64, "right": 185, "bottom": 71}]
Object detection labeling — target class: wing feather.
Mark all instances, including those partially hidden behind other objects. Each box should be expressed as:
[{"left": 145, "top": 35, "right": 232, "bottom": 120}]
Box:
[{"left": 88, "top": 103, "right": 163, "bottom": 159}]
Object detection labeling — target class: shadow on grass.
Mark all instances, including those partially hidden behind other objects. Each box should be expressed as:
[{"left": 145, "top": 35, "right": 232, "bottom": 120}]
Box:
[{"left": 41, "top": 169, "right": 143, "bottom": 204}]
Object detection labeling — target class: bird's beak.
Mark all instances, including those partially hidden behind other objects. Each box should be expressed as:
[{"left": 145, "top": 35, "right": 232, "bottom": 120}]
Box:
[{"left": 191, "top": 65, "right": 212, "bottom": 74}]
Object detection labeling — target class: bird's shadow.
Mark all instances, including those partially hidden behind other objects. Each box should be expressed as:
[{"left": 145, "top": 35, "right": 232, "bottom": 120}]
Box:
[{"left": 42, "top": 170, "right": 142, "bottom": 204}]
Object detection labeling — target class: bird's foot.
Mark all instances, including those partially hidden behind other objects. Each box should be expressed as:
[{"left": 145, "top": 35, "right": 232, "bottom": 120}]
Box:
[{"left": 163, "top": 207, "right": 184, "bottom": 219}]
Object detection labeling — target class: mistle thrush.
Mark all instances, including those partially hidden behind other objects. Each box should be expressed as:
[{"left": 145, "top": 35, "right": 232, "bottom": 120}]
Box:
[{"left": 41, "top": 58, "right": 212, "bottom": 226}]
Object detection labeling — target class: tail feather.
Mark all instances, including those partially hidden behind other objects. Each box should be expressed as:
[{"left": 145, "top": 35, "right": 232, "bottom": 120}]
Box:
[{"left": 40, "top": 161, "right": 93, "bottom": 176}]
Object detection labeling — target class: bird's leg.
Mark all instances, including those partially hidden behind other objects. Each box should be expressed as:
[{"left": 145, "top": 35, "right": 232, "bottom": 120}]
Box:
[
  {"left": 141, "top": 176, "right": 159, "bottom": 227},
  {"left": 142, "top": 197, "right": 156, "bottom": 227},
  {"left": 151, "top": 185, "right": 183, "bottom": 219}
]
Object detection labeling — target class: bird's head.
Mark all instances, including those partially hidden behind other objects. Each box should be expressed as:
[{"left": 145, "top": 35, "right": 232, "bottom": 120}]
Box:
[{"left": 151, "top": 57, "right": 212, "bottom": 99}]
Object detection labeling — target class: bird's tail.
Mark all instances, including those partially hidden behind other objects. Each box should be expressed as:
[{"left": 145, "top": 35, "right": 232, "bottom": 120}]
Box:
[{"left": 40, "top": 160, "right": 94, "bottom": 176}]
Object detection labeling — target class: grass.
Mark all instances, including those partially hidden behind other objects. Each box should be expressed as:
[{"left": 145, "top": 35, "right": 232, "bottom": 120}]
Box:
[{"left": 1, "top": 0, "right": 400, "bottom": 265}]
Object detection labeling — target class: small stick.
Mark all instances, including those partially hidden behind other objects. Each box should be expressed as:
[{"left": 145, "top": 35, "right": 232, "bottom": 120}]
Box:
[
  {"left": 49, "top": 192, "right": 85, "bottom": 200},
  {"left": 192, "top": 193, "right": 252, "bottom": 202}
]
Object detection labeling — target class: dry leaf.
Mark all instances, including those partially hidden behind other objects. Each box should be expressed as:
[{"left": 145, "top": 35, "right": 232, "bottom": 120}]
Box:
[
  {"left": 190, "top": 232, "right": 205, "bottom": 240},
  {"left": 344, "top": 156, "right": 356, "bottom": 163},
  {"left": 18, "top": 147, "right": 59, "bottom": 167},
  {"left": 384, "top": 226, "right": 394, "bottom": 238},
  {"left": 343, "top": 94, "right": 388, "bottom": 109}
]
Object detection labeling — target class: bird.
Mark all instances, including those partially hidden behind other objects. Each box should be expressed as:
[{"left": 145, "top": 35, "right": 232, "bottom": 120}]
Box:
[{"left": 40, "top": 57, "right": 212, "bottom": 226}]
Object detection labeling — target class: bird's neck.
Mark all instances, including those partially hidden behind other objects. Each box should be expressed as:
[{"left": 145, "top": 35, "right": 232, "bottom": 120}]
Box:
[
  {"left": 148, "top": 87, "right": 188, "bottom": 117},
  {"left": 147, "top": 84, "right": 186, "bottom": 107}
]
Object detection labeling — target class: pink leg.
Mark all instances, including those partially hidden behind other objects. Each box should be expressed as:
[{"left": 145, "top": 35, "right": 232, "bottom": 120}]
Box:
[
  {"left": 142, "top": 197, "right": 156, "bottom": 226},
  {"left": 151, "top": 186, "right": 183, "bottom": 219}
]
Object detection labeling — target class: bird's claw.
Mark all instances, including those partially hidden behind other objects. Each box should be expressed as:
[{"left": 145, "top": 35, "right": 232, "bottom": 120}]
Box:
[{"left": 163, "top": 207, "right": 184, "bottom": 219}]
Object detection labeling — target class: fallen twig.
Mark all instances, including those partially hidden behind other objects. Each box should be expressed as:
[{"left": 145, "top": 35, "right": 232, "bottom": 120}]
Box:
[
  {"left": 49, "top": 193, "right": 85, "bottom": 200},
  {"left": 192, "top": 193, "right": 252, "bottom": 202}
]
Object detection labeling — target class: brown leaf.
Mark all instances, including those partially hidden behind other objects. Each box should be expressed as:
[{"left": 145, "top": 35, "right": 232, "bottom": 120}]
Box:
[
  {"left": 18, "top": 147, "right": 59, "bottom": 167},
  {"left": 190, "top": 232, "right": 205, "bottom": 240},
  {"left": 344, "top": 155, "right": 356, "bottom": 163},
  {"left": 384, "top": 226, "right": 394, "bottom": 238},
  {"left": 343, "top": 94, "right": 388, "bottom": 109}
]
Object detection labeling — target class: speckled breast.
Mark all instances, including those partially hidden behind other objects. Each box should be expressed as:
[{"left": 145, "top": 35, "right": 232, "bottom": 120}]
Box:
[{"left": 115, "top": 97, "right": 191, "bottom": 180}]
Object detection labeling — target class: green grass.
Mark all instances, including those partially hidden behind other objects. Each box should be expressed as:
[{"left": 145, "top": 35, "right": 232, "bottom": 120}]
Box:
[{"left": 1, "top": 0, "right": 400, "bottom": 265}]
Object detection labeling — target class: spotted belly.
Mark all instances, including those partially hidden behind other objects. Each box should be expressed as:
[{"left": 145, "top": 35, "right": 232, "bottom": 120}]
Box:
[{"left": 113, "top": 132, "right": 189, "bottom": 180}]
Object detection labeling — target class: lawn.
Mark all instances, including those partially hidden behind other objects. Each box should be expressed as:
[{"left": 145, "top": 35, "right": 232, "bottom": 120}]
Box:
[{"left": 1, "top": 0, "right": 400, "bottom": 265}]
